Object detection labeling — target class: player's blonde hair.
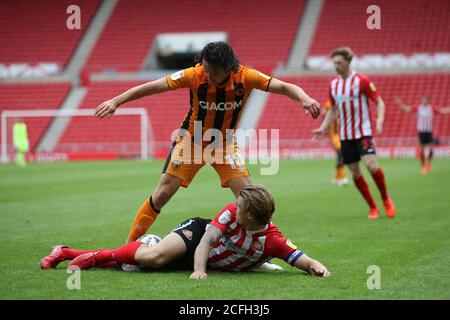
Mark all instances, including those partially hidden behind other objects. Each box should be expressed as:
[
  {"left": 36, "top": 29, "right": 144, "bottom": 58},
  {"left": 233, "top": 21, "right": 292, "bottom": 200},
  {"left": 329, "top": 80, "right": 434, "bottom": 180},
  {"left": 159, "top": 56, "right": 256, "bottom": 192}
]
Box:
[
  {"left": 331, "top": 47, "right": 354, "bottom": 62},
  {"left": 239, "top": 185, "right": 275, "bottom": 225}
]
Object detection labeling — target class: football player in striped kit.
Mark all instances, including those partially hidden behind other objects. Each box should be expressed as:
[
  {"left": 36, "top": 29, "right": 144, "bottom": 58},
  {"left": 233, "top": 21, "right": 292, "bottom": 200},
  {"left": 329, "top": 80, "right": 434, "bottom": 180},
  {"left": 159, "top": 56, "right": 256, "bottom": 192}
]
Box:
[
  {"left": 41, "top": 185, "right": 331, "bottom": 279},
  {"left": 395, "top": 95, "right": 450, "bottom": 174},
  {"left": 94, "top": 42, "right": 321, "bottom": 244},
  {"left": 312, "top": 47, "right": 395, "bottom": 220}
]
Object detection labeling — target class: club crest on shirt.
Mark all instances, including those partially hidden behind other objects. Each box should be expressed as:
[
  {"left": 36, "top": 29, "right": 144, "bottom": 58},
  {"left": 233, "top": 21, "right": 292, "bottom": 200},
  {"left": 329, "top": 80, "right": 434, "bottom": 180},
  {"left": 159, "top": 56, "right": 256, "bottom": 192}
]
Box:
[
  {"left": 170, "top": 70, "right": 184, "bottom": 81},
  {"left": 218, "top": 210, "right": 232, "bottom": 224},
  {"left": 252, "top": 241, "right": 263, "bottom": 252},
  {"left": 182, "top": 229, "right": 193, "bottom": 240},
  {"left": 172, "top": 160, "right": 182, "bottom": 170}
]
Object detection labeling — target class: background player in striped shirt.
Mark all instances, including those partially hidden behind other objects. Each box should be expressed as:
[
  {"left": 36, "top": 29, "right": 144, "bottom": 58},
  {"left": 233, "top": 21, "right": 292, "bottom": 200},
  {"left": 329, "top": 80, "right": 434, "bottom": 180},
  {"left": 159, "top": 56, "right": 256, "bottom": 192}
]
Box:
[
  {"left": 322, "top": 100, "right": 348, "bottom": 186},
  {"left": 395, "top": 95, "right": 450, "bottom": 174},
  {"left": 94, "top": 42, "right": 321, "bottom": 244},
  {"left": 312, "top": 47, "right": 395, "bottom": 220},
  {"left": 41, "top": 185, "right": 331, "bottom": 278}
]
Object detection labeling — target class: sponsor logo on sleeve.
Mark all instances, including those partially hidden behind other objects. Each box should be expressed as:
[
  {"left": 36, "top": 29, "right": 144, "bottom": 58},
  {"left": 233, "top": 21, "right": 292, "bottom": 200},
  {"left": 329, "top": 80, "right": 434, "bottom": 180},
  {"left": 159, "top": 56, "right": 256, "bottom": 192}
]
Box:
[
  {"left": 170, "top": 70, "right": 184, "bottom": 81},
  {"left": 218, "top": 210, "right": 232, "bottom": 225},
  {"left": 369, "top": 82, "right": 377, "bottom": 92},
  {"left": 258, "top": 72, "right": 271, "bottom": 80},
  {"left": 286, "top": 239, "right": 298, "bottom": 250}
]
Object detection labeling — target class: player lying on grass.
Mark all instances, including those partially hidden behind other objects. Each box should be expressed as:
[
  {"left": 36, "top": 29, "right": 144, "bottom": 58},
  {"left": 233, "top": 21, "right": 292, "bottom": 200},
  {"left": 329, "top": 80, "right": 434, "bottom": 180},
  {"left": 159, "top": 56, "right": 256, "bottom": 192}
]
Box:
[
  {"left": 94, "top": 41, "right": 321, "bottom": 245},
  {"left": 41, "top": 185, "right": 331, "bottom": 279}
]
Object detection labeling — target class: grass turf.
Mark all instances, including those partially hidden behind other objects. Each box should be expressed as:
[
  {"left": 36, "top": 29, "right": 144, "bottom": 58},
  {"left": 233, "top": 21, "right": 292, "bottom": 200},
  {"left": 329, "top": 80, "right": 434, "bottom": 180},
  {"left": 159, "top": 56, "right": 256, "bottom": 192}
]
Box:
[{"left": 0, "top": 159, "right": 449, "bottom": 299}]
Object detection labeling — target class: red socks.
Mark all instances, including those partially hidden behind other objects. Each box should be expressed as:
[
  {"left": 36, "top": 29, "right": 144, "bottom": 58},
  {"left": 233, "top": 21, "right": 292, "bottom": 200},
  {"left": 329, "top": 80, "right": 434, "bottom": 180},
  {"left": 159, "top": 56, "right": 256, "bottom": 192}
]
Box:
[
  {"left": 354, "top": 169, "right": 389, "bottom": 209},
  {"left": 62, "top": 248, "right": 108, "bottom": 260},
  {"left": 371, "top": 168, "right": 389, "bottom": 201},
  {"left": 63, "top": 241, "right": 142, "bottom": 267},
  {"left": 90, "top": 241, "right": 142, "bottom": 266},
  {"left": 353, "top": 176, "right": 377, "bottom": 209},
  {"left": 111, "top": 241, "right": 142, "bottom": 265},
  {"left": 419, "top": 149, "right": 425, "bottom": 166}
]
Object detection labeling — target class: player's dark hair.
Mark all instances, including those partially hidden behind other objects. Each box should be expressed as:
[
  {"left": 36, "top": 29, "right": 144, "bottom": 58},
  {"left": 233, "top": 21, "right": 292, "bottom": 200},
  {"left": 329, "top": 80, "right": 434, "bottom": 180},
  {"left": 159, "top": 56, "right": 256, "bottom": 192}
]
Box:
[
  {"left": 239, "top": 185, "right": 275, "bottom": 225},
  {"left": 331, "top": 47, "right": 354, "bottom": 62},
  {"left": 198, "top": 41, "right": 240, "bottom": 72}
]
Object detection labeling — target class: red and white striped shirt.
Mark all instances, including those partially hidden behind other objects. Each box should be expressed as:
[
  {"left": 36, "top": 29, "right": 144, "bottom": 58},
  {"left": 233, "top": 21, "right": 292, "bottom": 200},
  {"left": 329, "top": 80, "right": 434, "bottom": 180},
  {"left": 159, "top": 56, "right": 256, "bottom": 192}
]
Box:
[
  {"left": 413, "top": 104, "right": 436, "bottom": 133},
  {"left": 207, "top": 203, "right": 303, "bottom": 272},
  {"left": 329, "top": 71, "right": 380, "bottom": 140}
]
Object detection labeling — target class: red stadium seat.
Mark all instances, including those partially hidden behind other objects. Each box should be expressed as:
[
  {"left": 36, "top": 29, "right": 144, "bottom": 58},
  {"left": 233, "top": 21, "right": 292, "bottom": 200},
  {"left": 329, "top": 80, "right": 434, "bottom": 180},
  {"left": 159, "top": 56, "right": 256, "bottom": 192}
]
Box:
[
  {"left": 0, "top": 83, "right": 72, "bottom": 151},
  {"left": 257, "top": 73, "right": 450, "bottom": 147},
  {"left": 85, "top": 0, "right": 306, "bottom": 73},
  {"left": 309, "top": 0, "right": 450, "bottom": 56},
  {"left": 55, "top": 81, "right": 189, "bottom": 155},
  {"left": 0, "top": 0, "right": 101, "bottom": 68}
]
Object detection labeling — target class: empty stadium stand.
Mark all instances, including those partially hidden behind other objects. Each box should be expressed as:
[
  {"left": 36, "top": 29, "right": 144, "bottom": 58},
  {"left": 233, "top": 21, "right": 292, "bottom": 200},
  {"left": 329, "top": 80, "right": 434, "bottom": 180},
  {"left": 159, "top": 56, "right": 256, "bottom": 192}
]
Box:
[
  {"left": 0, "top": 0, "right": 101, "bottom": 68},
  {"left": 309, "top": 0, "right": 450, "bottom": 56},
  {"left": 85, "top": 0, "right": 306, "bottom": 73},
  {"left": 257, "top": 73, "right": 450, "bottom": 146},
  {"left": 55, "top": 81, "right": 189, "bottom": 156},
  {"left": 0, "top": 83, "right": 72, "bottom": 151},
  {"left": 1, "top": 0, "right": 449, "bottom": 162}
]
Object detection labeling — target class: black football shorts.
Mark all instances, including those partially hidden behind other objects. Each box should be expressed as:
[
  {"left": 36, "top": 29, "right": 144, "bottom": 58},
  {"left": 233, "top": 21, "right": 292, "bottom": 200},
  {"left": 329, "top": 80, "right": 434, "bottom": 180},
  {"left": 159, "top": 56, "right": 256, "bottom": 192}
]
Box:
[
  {"left": 166, "top": 217, "right": 211, "bottom": 270},
  {"left": 341, "top": 136, "right": 376, "bottom": 164},
  {"left": 418, "top": 131, "right": 433, "bottom": 145}
]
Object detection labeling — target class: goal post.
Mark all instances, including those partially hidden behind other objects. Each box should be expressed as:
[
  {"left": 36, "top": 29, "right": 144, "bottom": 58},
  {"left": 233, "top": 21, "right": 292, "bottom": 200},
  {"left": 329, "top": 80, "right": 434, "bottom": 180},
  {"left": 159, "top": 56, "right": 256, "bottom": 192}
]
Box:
[{"left": 1, "top": 108, "right": 153, "bottom": 163}]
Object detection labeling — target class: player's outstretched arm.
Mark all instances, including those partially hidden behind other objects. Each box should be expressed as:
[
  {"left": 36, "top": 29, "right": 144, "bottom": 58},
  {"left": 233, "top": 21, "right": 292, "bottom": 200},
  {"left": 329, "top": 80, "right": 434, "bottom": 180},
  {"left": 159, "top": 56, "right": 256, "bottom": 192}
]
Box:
[
  {"left": 95, "top": 77, "right": 170, "bottom": 119},
  {"left": 190, "top": 225, "right": 223, "bottom": 280},
  {"left": 394, "top": 96, "right": 412, "bottom": 112},
  {"left": 294, "top": 253, "right": 331, "bottom": 277},
  {"left": 267, "top": 78, "right": 321, "bottom": 119},
  {"left": 375, "top": 96, "right": 386, "bottom": 134},
  {"left": 311, "top": 104, "right": 337, "bottom": 139}
]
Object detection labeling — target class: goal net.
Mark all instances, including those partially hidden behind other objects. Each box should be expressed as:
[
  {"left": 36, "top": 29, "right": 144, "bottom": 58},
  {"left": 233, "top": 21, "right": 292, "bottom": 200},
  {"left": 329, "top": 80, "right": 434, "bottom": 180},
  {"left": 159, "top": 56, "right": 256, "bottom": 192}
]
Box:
[{"left": 1, "top": 108, "right": 153, "bottom": 163}]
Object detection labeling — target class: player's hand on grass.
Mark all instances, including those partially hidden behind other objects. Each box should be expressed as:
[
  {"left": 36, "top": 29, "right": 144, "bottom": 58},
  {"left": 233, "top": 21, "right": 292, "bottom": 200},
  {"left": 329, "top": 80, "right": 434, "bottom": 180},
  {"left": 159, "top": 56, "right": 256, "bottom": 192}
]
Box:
[
  {"left": 301, "top": 98, "right": 321, "bottom": 119},
  {"left": 95, "top": 99, "right": 118, "bottom": 119},
  {"left": 309, "top": 264, "right": 331, "bottom": 277},
  {"left": 190, "top": 271, "right": 208, "bottom": 280}
]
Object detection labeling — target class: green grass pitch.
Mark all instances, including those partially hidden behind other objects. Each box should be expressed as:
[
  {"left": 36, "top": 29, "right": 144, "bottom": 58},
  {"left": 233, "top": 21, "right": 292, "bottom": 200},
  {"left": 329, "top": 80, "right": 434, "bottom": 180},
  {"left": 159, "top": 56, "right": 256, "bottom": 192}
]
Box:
[{"left": 0, "top": 159, "right": 449, "bottom": 299}]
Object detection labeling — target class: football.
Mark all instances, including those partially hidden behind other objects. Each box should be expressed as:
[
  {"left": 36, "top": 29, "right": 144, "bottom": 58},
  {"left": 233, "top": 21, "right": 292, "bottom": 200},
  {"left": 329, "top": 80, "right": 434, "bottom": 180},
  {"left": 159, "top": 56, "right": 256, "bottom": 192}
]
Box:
[
  {"left": 137, "top": 234, "right": 162, "bottom": 246},
  {"left": 121, "top": 234, "right": 162, "bottom": 272}
]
